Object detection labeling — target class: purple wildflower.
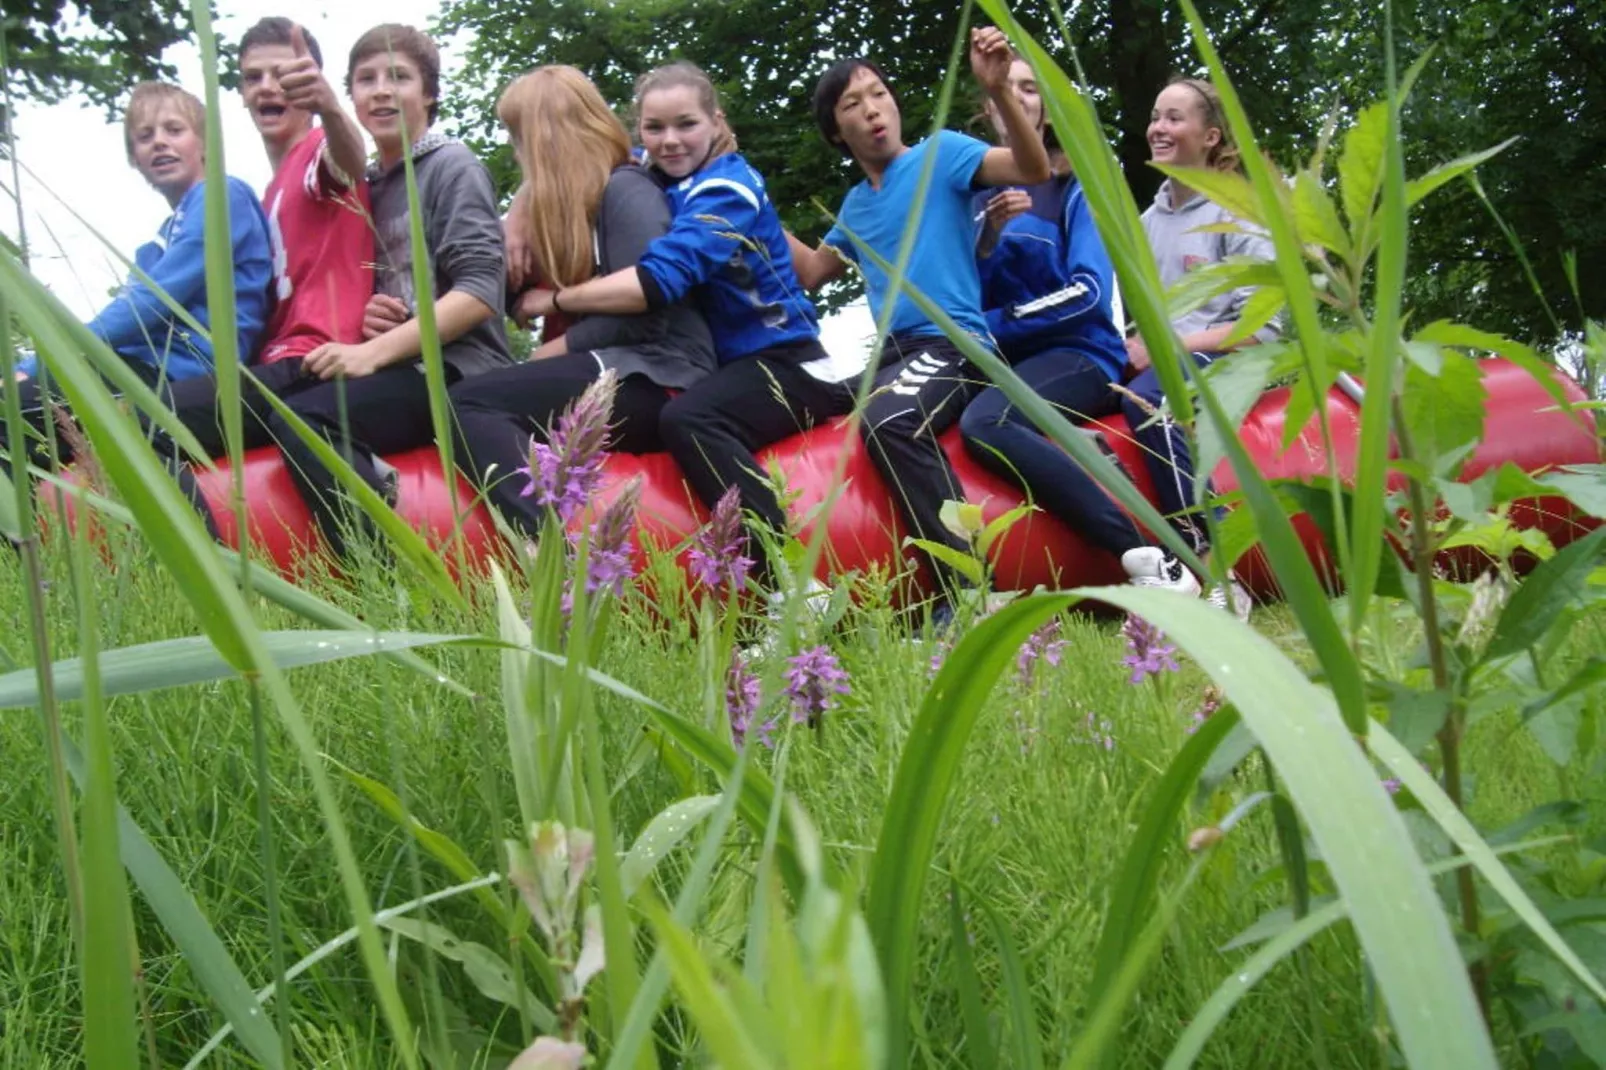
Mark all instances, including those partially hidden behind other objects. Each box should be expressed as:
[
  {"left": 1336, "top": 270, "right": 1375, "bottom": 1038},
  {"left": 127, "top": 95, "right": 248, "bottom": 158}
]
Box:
[
  {"left": 726, "top": 653, "right": 764, "bottom": 750},
  {"left": 1016, "top": 619, "right": 1066, "bottom": 687},
  {"left": 1186, "top": 685, "right": 1223, "bottom": 735},
  {"left": 686, "top": 485, "right": 753, "bottom": 596},
  {"left": 1079, "top": 710, "right": 1118, "bottom": 751},
  {"left": 582, "top": 477, "right": 641, "bottom": 599},
  {"left": 1382, "top": 778, "right": 1402, "bottom": 796},
  {"left": 784, "top": 645, "right": 850, "bottom": 726},
  {"left": 1121, "top": 613, "right": 1179, "bottom": 684},
  {"left": 517, "top": 371, "right": 617, "bottom": 524},
  {"left": 927, "top": 637, "right": 952, "bottom": 679}
]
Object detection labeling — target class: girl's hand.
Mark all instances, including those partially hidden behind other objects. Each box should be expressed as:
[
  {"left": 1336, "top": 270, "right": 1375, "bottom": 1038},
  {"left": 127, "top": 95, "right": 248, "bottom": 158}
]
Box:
[{"left": 1125, "top": 333, "right": 1151, "bottom": 373}]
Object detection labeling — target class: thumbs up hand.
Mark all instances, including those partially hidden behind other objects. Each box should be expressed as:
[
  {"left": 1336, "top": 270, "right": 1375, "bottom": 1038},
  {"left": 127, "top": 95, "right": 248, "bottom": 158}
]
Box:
[{"left": 277, "top": 25, "right": 334, "bottom": 114}]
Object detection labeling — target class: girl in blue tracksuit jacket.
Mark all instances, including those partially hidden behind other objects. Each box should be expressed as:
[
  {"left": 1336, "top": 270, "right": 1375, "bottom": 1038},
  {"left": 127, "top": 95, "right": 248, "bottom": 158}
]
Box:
[
  {"left": 537, "top": 61, "right": 863, "bottom": 588},
  {"left": 958, "top": 55, "right": 1189, "bottom": 593}
]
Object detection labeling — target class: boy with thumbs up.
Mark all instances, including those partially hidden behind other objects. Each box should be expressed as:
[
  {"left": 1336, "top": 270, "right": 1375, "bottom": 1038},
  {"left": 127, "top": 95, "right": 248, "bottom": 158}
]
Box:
[{"left": 159, "top": 17, "right": 376, "bottom": 462}]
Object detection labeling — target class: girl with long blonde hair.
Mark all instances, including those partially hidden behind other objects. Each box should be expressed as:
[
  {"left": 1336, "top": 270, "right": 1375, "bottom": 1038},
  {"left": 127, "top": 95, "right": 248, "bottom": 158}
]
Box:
[{"left": 449, "top": 64, "right": 714, "bottom": 538}]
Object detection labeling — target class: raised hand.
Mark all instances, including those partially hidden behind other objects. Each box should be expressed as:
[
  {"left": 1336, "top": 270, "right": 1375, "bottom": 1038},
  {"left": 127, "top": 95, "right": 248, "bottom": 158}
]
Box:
[
  {"left": 969, "top": 26, "right": 1014, "bottom": 93},
  {"left": 277, "top": 24, "right": 335, "bottom": 115}
]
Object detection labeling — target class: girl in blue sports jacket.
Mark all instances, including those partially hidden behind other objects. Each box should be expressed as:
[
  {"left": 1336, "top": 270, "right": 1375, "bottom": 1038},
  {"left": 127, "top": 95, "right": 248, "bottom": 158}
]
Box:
[
  {"left": 958, "top": 54, "right": 1200, "bottom": 597},
  {"left": 530, "top": 60, "right": 863, "bottom": 590}
]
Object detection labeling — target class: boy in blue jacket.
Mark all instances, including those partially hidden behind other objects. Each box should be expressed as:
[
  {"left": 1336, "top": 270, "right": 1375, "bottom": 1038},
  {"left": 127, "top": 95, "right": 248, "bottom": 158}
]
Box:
[
  {"left": 958, "top": 55, "right": 1195, "bottom": 595},
  {"left": 9, "top": 82, "right": 272, "bottom": 471}
]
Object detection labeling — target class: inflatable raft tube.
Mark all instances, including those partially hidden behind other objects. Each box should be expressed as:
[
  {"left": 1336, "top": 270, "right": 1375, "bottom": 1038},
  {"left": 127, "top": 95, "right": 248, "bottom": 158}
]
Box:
[{"left": 60, "top": 357, "right": 1603, "bottom": 599}]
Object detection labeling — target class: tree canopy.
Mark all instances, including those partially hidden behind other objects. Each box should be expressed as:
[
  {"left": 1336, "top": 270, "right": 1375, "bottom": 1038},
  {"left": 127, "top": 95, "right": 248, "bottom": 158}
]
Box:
[
  {"left": 1, "top": 0, "right": 212, "bottom": 112},
  {"left": 434, "top": 0, "right": 1604, "bottom": 343}
]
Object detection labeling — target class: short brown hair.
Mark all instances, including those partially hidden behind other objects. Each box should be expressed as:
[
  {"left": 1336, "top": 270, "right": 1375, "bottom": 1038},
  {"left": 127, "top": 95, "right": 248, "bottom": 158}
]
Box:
[
  {"left": 347, "top": 24, "right": 441, "bottom": 123},
  {"left": 123, "top": 82, "right": 206, "bottom": 165}
]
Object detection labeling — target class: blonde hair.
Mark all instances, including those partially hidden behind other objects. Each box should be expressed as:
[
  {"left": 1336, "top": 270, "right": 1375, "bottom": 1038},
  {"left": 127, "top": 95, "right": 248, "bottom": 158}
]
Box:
[
  {"left": 123, "top": 82, "right": 206, "bottom": 165},
  {"left": 632, "top": 61, "right": 738, "bottom": 162},
  {"left": 498, "top": 66, "right": 632, "bottom": 288},
  {"left": 1167, "top": 77, "right": 1241, "bottom": 173}
]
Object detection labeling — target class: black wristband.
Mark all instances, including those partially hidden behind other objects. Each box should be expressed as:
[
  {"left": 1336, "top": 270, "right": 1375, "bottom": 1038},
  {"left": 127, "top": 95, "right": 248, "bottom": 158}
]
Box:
[{"left": 551, "top": 289, "right": 566, "bottom": 315}]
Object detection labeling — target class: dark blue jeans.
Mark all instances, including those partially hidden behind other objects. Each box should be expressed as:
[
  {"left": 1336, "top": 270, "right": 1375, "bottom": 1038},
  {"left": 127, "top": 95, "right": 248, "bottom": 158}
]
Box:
[
  {"left": 960, "top": 348, "right": 1144, "bottom": 558},
  {"left": 1121, "top": 351, "right": 1221, "bottom": 554}
]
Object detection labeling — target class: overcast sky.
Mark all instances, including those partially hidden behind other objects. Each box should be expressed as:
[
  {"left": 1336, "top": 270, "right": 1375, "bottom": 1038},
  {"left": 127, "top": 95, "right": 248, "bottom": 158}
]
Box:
[{"left": 3, "top": 1, "right": 874, "bottom": 353}]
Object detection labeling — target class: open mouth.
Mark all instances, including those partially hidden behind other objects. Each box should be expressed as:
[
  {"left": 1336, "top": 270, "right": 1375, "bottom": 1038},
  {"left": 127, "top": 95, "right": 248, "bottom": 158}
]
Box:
[
  {"left": 256, "top": 104, "right": 287, "bottom": 120},
  {"left": 149, "top": 154, "right": 181, "bottom": 169},
  {"left": 870, "top": 125, "right": 888, "bottom": 140},
  {"left": 369, "top": 107, "right": 399, "bottom": 120}
]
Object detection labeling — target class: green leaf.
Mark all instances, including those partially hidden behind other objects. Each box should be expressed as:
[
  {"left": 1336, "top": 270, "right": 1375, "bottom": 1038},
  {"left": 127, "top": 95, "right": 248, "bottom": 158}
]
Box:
[
  {"left": 866, "top": 592, "right": 1076, "bottom": 1065},
  {"left": 947, "top": 880, "right": 997, "bottom": 1070},
  {"left": 1379, "top": 682, "right": 1453, "bottom": 754},
  {"left": 1292, "top": 169, "right": 1349, "bottom": 256},
  {"left": 1536, "top": 468, "right": 1606, "bottom": 520},
  {"left": 0, "top": 630, "right": 476, "bottom": 709},
  {"left": 1194, "top": 348, "right": 1278, "bottom": 499},
  {"left": 1338, "top": 102, "right": 1388, "bottom": 230},
  {"left": 1149, "top": 163, "right": 1263, "bottom": 224},
  {"left": 977, "top": 503, "right": 1037, "bottom": 559},
  {"left": 1523, "top": 658, "right": 1606, "bottom": 721},
  {"left": 1163, "top": 259, "right": 1282, "bottom": 323},
  {"left": 1413, "top": 320, "right": 1578, "bottom": 415},
  {"left": 1526, "top": 698, "right": 1584, "bottom": 767},
  {"left": 1370, "top": 721, "right": 1606, "bottom": 1005},
  {"left": 1484, "top": 526, "right": 1606, "bottom": 660},
  {"left": 903, "top": 536, "right": 985, "bottom": 586},
  {"left": 381, "top": 916, "right": 553, "bottom": 1027},
  {"left": 1083, "top": 585, "right": 1496, "bottom": 1069},
  {"left": 621, "top": 794, "right": 722, "bottom": 898},
  {"left": 1221, "top": 286, "right": 1286, "bottom": 348},
  {"left": 1405, "top": 138, "right": 1519, "bottom": 208},
  {"left": 1399, "top": 350, "right": 1488, "bottom": 474}
]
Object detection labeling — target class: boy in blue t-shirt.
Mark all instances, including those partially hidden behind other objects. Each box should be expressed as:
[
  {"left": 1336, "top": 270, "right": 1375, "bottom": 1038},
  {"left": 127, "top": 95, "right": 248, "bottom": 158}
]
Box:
[
  {"left": 786, "top": 27, "right": 1049, "bottom": 609},
  {"left": 9, "top": 82, "right": 271, "bottom": 473}
]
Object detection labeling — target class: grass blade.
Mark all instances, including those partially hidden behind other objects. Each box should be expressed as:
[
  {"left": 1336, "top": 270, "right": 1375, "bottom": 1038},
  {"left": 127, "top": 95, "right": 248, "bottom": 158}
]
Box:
[
  {"left": 71, "top": 531, "right": 141, "bottom": 1067},
  {"left": 947, "top": 879, "right": 997, "bottom": 1070},
  {"left": 976, "top": 896, "right": 1043, "bottom": 1070},
  {"left": 0, "top": 630, "right": 477, "bottom": 708},
  {"left": 865, "top": 592, "right": 1076, "bottom": 1065},
  {"left": 1080, "top": 586, "right": 1495, "bottom": 1068}
]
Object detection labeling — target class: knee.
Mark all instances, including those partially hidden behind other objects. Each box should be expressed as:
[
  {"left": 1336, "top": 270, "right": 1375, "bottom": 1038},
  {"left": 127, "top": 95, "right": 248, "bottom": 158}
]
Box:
[
  {"left": 659, "top": 393, "right": 711, "bottom": 449},
  {"left": 959, "top": 392, "right": 1009, "bottom": 446}
]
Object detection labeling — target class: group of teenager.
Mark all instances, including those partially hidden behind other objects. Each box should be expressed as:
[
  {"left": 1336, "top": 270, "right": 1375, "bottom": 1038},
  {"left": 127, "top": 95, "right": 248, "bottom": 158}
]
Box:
[{"left": 6, "top": 17, "right": 1279, "bottom": 623}]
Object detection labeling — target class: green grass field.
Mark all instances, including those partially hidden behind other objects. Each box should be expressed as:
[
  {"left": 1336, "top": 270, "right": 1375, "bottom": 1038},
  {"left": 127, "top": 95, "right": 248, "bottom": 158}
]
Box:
[{"left": 2, "top": 521, "right": 1598, "bottom": 1067}]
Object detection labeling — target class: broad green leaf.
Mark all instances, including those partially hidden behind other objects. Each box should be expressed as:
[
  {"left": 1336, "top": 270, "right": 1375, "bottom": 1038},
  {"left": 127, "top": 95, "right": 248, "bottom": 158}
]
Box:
[
  {"left": 1338, "top": 102, "right": 1388, "bottom": 230},
  {"left": 1400, "top": 351, "right": 1488, "bottom": 475},
  {"left": 947, "top": 880, "right": 997, "bottom": 1070},
  {"left": 1526, "top": 698, "right": 1584, "bottom": 767},
  {"left": 1412, "top": 320, "right": 1579, "bottom": 415},
  {"left": 0, "top": 630, "right": 475, "bottom": 709},
  {"left": 621, "top": 794, "right": 722, "bottom": 898},
  {"left": 1163, "top": 259, "right": 1282, "bottom": 323},
  {"left": 1085, "top": 585, "right": 1496, "bottom": 1069},
  {"left": 1221, "top": 286, "right": 1286, "bottom": 348},
  {"left": 1149, "top": 164, "right": 1263, "bottom": 224},
  {"left": 867, "top": 592, "right": 1076, "bottom": 1065},
  {"left": 1370, "top": 721, "right": 1606, "bottom": 1005},
  {"left": 1405, "top": 138, "right": 1518, "bottom": 208},
  {"left": 1194, "top": 348, "right": 1278, "bottom": 497},
  {"left": 904, "top": 536, "right": 985, "bottom": 586},
  {"left": 1484, "top": 526, "right": 1606, "bottom": 660},
  {"left": 381, "top": 915, "right": 553, "bottom": 1026},
  {"left": 1536, "top": 468, "right": 1606, "bottom": 520},
  {"left": 977, "top": 502, "right": 1037, "bottom": 558},
  {"left": 1292, "top": 169, "right": 1349, "bottom": 256},
  {"left": 1523, "top": 658, "right": 1606, "bottom": 721}
]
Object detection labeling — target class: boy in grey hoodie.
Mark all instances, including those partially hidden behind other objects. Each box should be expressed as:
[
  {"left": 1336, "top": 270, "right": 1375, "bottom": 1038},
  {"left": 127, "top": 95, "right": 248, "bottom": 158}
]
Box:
[{"left": 267, "top": 23, "right": 512, "bottom": 558}]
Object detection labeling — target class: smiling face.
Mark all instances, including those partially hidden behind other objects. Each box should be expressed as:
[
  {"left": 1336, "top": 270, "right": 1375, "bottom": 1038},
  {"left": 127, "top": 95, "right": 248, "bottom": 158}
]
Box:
[
  {"left": 350, "top": 50, "right": 434, "bottom": 162},
  {"left": 1147, "top": 83, "right": 1220, "bottom": 169},
  {"left": 128, "top": 102, "right": 206, "bottom": 206},
  {"left": 239, "top": 42, "right": 313, "bottom": 148},
  {"left": 638, "top": 84, "right": 721, "bottom": 179},
  {"left": 984, "top": 59, "right": 1043, "bottom": 145},
  {"left": 831, "top": 65, "right": 903, "bottom": 168}
]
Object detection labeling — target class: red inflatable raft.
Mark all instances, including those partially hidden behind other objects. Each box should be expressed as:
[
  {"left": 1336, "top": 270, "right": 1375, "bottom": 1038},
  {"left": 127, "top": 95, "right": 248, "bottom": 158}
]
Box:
[{"left": 74, "top": 357, "right": 1604, "bottom": 599}]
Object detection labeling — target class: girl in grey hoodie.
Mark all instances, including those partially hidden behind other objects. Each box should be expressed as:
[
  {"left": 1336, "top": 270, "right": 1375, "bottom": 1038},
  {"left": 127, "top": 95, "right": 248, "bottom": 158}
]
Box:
[{"left": 1123, "top": 77, "right": 1282, "bottom": 619}]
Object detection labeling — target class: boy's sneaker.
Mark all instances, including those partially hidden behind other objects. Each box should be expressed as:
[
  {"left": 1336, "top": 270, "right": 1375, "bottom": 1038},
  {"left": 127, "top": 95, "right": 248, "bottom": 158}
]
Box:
[
  {"left": 1206, "top": 574, "right": 1253, "bottom": 622},
  {"left": 1120, "top": 547, "right": 1201, "bottom": 597},
  {"left": 744, "top": 577, "right": 832, "bottom": 659}
]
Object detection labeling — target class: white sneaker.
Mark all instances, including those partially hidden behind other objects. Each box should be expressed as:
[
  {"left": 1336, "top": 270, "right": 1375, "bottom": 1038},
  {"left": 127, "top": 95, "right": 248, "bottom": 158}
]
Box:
[
  {"left": 1207, "top": 575, "right": 1253, "bottom": 622},
  {"left": 1121, "top": 547, "right": 1202, "bottom": 597},
  {"left": 744, "top": 577, "right": 832, "bottom": 659}
]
